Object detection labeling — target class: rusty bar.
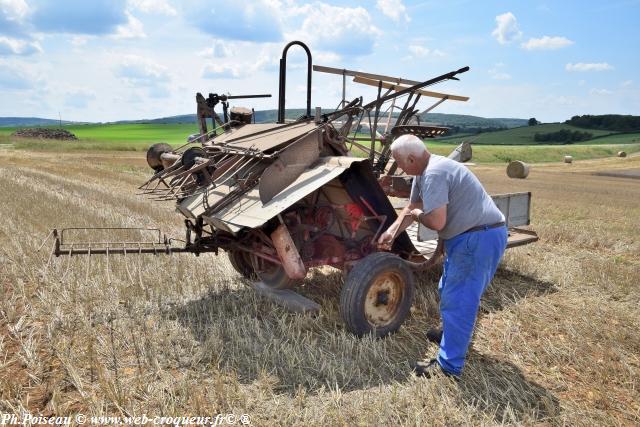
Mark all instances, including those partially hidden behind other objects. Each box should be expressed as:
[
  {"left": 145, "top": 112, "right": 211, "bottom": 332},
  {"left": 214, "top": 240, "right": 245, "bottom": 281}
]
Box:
[{"left": 271, "top": 224, "right": 306, "bottom": 279}]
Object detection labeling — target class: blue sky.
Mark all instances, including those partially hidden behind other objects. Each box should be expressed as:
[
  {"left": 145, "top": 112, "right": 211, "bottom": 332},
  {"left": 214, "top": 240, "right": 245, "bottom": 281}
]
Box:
[{"left": 0, "top": 0, "right": 638, "bottom": 122}]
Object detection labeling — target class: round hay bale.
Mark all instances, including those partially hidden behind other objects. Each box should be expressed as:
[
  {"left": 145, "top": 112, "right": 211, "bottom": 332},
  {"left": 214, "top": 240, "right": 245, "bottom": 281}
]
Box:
[
  {"left": 506, "top": 160, "right": 530, "bottom": 179},
  {"left": 617, "top": 151, "right": 627, "bottom": 158},
  {"left": 564, "top": 155, "right": 573, "bottom": 164}
]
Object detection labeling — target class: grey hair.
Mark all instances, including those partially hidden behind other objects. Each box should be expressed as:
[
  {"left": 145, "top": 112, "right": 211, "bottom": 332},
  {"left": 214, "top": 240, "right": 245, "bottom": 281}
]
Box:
[{"left": 389, "top": 134, "right": 427, "bottom": 159}]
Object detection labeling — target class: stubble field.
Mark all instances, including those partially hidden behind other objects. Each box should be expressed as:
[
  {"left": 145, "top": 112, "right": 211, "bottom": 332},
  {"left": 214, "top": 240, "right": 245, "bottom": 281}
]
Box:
[{"left": 0, "top": 148, "right": 638, "bottom": 425}]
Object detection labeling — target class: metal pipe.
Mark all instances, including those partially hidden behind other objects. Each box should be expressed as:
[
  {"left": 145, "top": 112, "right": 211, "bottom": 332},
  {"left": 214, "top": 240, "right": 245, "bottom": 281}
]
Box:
[{"left": 277, "top": 41, "right": 312, "bottom": 123}]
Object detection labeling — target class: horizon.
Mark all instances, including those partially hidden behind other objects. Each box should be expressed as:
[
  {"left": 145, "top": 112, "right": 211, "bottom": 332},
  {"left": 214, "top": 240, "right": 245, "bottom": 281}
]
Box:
[
  {"left": 1, "top": 1, "right": 639, "bottom": 123},
  {"left": 0, "top": 109, "right": 539, "bottom": 125}
]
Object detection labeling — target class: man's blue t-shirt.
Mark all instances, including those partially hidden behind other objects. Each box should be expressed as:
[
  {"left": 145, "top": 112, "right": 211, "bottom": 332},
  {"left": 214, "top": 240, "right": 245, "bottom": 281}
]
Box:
[{"left": 409, "top": 154, "right": 505, "bottom": 240}]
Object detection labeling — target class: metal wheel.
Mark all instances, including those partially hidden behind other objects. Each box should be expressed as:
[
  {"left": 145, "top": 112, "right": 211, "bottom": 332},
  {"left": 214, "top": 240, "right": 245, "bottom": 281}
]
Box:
[
  {"left": 227, "top": 249, "right": 255, "bottom": 280},
  {"left": 248, "top": 237, "right": 298, "bottom": 290},
  {"left": 365, "top": 271, "right": 406, "bottom": 327},
  {"left": 340, "top": 252, "right": 415, "bottom": 337}
]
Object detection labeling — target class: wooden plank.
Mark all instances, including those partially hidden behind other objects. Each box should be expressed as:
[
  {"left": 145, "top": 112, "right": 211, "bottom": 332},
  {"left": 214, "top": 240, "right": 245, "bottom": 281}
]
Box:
[
  {"left": 313, "top": 64, "right": 421, "bottom": 86},
  {"left": 507, "top": 228, "right": 539, "bottom": 248},
  {"left": 353, "top": 76, "right": 470, "bottom": 102}
]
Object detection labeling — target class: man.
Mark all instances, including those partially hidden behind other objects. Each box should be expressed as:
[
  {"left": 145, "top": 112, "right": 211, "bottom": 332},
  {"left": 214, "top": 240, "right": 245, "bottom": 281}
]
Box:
[{"left": 378, "top": 134, "right": 508, "bottom": 379}]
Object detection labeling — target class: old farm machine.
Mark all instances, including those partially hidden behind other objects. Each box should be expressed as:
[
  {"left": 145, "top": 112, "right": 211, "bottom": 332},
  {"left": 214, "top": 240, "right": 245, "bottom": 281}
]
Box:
[{"left": 51, "top": 41, "right": 538, "bottom": 337}]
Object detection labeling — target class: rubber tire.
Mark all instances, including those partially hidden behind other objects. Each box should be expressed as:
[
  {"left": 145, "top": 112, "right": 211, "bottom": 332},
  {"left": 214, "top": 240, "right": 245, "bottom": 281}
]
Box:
[
  {"left": 340, "top": 252, "right": 415, "bottom": 338},
  {"left": 255, "top": 265, "right": 298, "bottom": 290},
  {"left": 227, "top": 249, "right": 256, "bottom": 280},
  {"left": 249, "top": 252, "right": 298, "bottom": 290}
]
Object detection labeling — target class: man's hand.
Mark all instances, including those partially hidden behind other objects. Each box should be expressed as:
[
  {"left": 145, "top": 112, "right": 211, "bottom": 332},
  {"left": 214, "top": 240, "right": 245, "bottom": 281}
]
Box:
[
  {"left": 377, "top": 230, "right": 395, "bottom": 250},
  {"left": 411, "top": 208, "right": 424, "bottom": 223}
]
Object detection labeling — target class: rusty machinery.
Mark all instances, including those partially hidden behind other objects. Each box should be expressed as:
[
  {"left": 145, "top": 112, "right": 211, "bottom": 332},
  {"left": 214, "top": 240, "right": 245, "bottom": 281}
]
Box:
[{"left": 48, "top": 41, "right": 538, "bottom": 337}]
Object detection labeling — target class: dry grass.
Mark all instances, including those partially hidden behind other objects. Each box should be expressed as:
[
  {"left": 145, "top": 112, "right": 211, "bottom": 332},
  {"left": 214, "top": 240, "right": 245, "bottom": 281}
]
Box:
[{"left": 1, "top": 149, "right": 639, "bottom": 425}]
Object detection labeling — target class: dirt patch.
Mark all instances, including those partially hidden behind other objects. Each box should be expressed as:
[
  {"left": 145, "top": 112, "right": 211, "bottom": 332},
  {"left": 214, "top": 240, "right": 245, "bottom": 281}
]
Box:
[
  {"left": 12, "top": 128, "right": 78, "bottom": 140},
  {"left": 593, "top": 169, "right": 640, "bottom": 179}
]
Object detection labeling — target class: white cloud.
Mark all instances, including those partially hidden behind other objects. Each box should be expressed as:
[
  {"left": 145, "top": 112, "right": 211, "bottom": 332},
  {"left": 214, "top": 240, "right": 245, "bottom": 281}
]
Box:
[
  {"left": 0, "top": 35, "right": 41, "bottom": 55},
  {"left": 621, "top": 80, "right": 633, "bottom": 87},
  {"left": 128, "top": 0, "right": 176, "bottom": 16},
  {"left": 201, "top": 43, "right": 285, "bottom": 79},
  {"left": 198, "top": 40, "right": 234, "bottom": 58},
  {"left": 0, "top": 36, "right": 42, "bottom": 56},
  {"left": 202, "top": 63, "right": 247, "bottom": 79},
  {"left": 30, "top": 0, "right": 129, "bottom": 36},
  {"left": 115, "top": 55, "right": 170, "bottom": 87},
  {"left": 112, "top": 12, "right": 146, "bottom": 39},
  {"left": 405, "top": 44, "right": 444, "bottom": 59},
  {"left": 590, "top": 88, "right": 613, "bottom": 96},
  {"left": 488, "top": 63, "right": 511, "bottom": 80},
  {"left": 185, "top": 0, "right": 282, "bottom": 42},
  {"left": 0, "top": 0, "right": 28, "bottom": 20},
  {"left": 288, "top": 4, "right": 380, "bottom": 56},
  {"left": 70, "top": 35, "right": 90, "bottom": 46},
  {"left": 0, "top": 59, "right": 36, "bottom": 89},
  {"left": 64, "top": 89, "right": 96, "bottom": 109},
  {"left": 409, "top": 45, "right": 428, "bottom": 57},
  {"left": 491, "top": 12, "right": 522, "bottom": 44},
  {"left": 521, "top": 36, "right": 574, "bottom": 50},
  {"left": 0, "top": 0, "right": 29, "bottom": 39},
  {"left": 566, "top": 62, "right": 613, "bottom": 72},
  {"left": 376, "top": 0, "right": 410, "bottom": 23},
  {"left": 314, "top": 50, "right": 341, "bottom": 64}
]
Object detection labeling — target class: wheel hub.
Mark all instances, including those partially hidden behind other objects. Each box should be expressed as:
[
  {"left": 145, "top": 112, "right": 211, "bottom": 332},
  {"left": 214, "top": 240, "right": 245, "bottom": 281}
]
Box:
[{"left": 364, "top": 271, "right": 404, "bottom": 327}]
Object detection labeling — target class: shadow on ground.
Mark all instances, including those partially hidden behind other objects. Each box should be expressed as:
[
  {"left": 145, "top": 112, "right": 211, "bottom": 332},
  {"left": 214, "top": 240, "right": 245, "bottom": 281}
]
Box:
[
  {"left": 481, "top": 267, "right": 558, "bottom": 313},
  {"left": 168, "top": 264, "right": 560, "bottom": 425},
  {"left": 459, "top": 351, "right": 561, "bottom": 423}
]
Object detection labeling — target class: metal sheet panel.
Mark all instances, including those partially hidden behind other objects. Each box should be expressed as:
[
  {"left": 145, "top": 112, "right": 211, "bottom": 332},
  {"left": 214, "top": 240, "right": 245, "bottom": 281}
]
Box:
[
  {"left": 259, "top": 129, "right": 321, "bottom": 203},
  {"left": 206, "top": 157, "right": 366, "bottom": 233},
  {"left": 211, "top": 123, "right": 282, "bottom": 143},
  {"left": 492, "top": 192, "right": 531, "bottom": 227},
  {"left": 176, "top": 187, "right": 232, "bottom": 219},
  {"left": 214, "top": 122, "right": 319, "bottom": 152}
]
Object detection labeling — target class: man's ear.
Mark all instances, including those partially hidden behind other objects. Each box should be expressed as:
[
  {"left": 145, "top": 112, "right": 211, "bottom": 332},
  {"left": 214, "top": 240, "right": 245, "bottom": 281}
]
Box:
[{"left": 407, "top": 154, "right": 415, "bottom": 163}]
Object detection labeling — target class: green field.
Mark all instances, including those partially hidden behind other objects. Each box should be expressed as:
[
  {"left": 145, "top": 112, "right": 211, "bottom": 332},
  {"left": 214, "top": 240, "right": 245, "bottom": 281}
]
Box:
[
  {"left": 2, "top": 122, "right": 639, "bottom": 163},
  {"left": 0, "top": 123, "right": 198, "bottom": 150},
  {"left": 442, "top": 123, "right": 640, "bottom": 145}
]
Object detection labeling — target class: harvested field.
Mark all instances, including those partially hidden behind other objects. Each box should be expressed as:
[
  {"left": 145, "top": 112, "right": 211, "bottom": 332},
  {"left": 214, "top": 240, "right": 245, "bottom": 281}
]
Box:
[{"left": 0, "top": 149, "right": 639, "bottom": 425}]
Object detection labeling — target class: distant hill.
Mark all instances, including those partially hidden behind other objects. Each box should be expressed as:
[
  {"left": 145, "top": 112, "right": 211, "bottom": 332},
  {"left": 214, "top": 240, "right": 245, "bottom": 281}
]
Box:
[
  {"left": 420, "top": 113, "right": 527, "bottom": 129},
  {"left": 112, "top": 114, "right": 197, "bottom": 125},
  {"left": 0, "top": 117, "right": 82, "bottom": 127},
  {"left": 120, "top": 109, "right": 321, "bottom": 124},
  {"left": 1, "top": 111, "right": 528, "bottom": 129},
  {"left": 440, "top": 123, "right": 628, "bottom": 145}
]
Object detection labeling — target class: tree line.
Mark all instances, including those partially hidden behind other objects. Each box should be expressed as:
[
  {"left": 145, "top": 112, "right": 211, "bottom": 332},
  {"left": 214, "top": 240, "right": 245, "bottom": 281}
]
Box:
[
  {"left": 565, "top": 114, "right": 640, "bottom": 132},
  {"left": 534, "top": 129, "right": 593, "bottom": 143}
]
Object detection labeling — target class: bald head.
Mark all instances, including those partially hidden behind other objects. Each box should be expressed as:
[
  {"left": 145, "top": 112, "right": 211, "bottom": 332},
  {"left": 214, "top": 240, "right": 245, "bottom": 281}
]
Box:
[
  {"left": 389, "top": 134, "right": 430, "bottom": 176},
  {"left": 390, "top": 134, "right": 428, "bottom": 160}
]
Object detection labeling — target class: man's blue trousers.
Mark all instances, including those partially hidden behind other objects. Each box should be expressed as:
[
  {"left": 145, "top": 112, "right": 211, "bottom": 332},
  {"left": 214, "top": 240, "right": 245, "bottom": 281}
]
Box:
[{"left": 437, "top": 225, "right": 508, "bottom": 376}]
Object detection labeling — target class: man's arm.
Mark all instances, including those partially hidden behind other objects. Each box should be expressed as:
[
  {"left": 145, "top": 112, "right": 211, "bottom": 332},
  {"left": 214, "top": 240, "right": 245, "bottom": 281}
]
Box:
[
  {"left": 377, "top": 201, "right": 422, "bottom": 248},
  {"left": 411, "top": 204, "right": 447, "bottom": 231}
]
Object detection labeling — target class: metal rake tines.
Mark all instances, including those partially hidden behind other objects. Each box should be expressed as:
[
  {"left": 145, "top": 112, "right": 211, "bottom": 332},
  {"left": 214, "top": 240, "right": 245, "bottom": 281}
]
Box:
[
  {"left": 138, "top": 145, "right": 271, "bottom": 201},
  {"left": 50, "top": 227, "right": 192, "bottom": 257}
]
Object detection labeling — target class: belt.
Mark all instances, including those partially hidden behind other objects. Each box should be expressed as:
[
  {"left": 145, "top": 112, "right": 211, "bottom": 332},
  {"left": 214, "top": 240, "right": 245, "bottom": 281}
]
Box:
[{"left": 463, "top": 221, "right": 506, "bottom": 234}]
